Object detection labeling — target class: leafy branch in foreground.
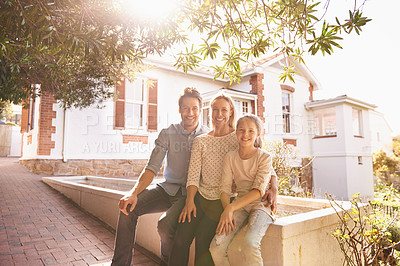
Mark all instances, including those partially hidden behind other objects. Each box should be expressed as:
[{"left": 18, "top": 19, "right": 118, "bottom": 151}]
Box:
[
  {"left": 328, "top": 193, "right": 400, "bottom": 265},
  {"left": 1, "top": 0, "right": 185, "bottom": 108},
  {"left": 0, "top": 0, "right": 371, "bottom": 108},
  {"left": 176, "top": 0, "right": 371, "bottom": 83}
]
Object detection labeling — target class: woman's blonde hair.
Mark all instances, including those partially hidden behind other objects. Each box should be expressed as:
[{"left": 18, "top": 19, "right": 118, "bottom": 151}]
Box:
[
  {"left": 236, "top": 114, "right": 264, "bottom": 148},
  {"left": 210, "top": 93, "right": 237, "bottom": 129}
]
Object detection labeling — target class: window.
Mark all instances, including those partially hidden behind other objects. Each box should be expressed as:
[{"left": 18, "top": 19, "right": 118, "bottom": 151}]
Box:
[
  {"left": 114, "top": 77, "right": 158, "bottom": 131},
  {"left": 28, "top": 96, "right": 36, "bottom": 130},
  {"left": 27, "top": 84, "right": 39, "bottom": 131},
  {"left": 200, "top": 89, "right": 256, "bottom": 128},
  {"left": 313, "top": 107, "right": 337, "bottom": 137},
  {"left": 234, "top": 100, "right": 251, "bottom": 117},
  {"left": 352, "top": 108, "right": 363, "bottom": 137},
  {"left": 125, "top": 79, "right": 145, "bottom": 128},
  {"left": 282, "top": 91, "right": 291, "bottom": 133},
  {"left": 202, "top": 101, "right": 211, "bottom": 128}
]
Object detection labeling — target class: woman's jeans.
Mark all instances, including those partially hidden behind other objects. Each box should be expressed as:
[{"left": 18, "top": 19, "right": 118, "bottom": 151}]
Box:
[
  {"left": 209, "top": 209, "right": 273, "bottom": 266},
  {"left": 168, "top": 193, "right": 224, "bottom": 266},
  {"left": 111, "top": 185, "right": 185, "bottom": 266}
]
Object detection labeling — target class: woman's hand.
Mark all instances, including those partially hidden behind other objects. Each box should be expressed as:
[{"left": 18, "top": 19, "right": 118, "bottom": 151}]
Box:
[
  {"left": 216, "top": 205, "right": 236, "bottom": 236},
  {"left": 178, "top": 199, "right": 197, "bottom": 223}
]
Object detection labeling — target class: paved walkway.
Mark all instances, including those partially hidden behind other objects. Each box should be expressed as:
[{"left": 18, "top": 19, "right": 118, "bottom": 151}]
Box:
[{"left": 0, "top": 157, "right": 157, "bottom": 266}]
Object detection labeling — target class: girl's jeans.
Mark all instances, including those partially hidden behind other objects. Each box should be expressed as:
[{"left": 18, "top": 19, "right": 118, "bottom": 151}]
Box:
[{"left": 209, "top": 208, "right": 273, "bottom": 266}]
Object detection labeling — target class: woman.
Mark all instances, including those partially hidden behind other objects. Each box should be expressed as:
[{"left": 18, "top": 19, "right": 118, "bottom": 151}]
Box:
[{"left": 168, "top": 94, "right": 237, "bottom": 266}]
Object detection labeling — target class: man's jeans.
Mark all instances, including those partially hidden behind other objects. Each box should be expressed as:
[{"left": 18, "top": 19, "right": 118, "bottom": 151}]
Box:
[{"left": 111, "top": 185, "right": 185, "bottom": 266}]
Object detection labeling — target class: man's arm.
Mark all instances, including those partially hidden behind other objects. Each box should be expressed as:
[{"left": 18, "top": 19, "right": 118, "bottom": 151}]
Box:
[
  {"left": 118, "top": 169, "right": 156, "bottom": 215},
  {"left": 118, "top": 127, "right": 169, "bottom": 216},
  {"left": 261, "top": 175, "right": 278, "bottom": 214}
]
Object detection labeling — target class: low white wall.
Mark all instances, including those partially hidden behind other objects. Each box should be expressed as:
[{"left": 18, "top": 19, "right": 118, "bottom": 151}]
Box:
[{"left": 42, "top": 176, "right": 348, "bottom": 265}]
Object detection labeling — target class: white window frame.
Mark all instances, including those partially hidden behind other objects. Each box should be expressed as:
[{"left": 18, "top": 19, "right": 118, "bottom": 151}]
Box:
[
  {"left": 352, "top": 108, "right": 363, "bottom": 137},
  {"left": 125, "top": 78, "right": 147, "bottom": 129},
  {"left": 234, "top": 99, "right": 252, "bottom": 118},
  {"left": 313, "top": 107, "right": 337, "bottom": 137},
  {"left": 28, "top": 84, "right": 40, "bottom": 131},
  {"left": 202, "top": 101, "right": 211, "bottom": 128},
  {"left": 282, "top": 91, "right": 292, "bottom": 134}
]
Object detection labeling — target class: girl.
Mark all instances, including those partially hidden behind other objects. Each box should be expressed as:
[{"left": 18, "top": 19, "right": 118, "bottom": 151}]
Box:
[{"left": 209, "top": 114, "right": 275, "bottom": 266}]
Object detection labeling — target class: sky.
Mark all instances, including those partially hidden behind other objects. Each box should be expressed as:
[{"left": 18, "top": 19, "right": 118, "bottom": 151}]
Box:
[{"left": 304, "top": 0, "right": 400, "bottom": 136}]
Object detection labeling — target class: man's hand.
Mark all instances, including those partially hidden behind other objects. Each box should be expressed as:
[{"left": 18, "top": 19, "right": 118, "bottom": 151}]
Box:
[
  {"left": 262, "top": 187, "right": 278, "bottom": 214},
  {"left": 178, "top": 199, "right": 196, "bottom": 223},
  {"left": 118, "top": 194, "right": 138, "bottom": 216}
]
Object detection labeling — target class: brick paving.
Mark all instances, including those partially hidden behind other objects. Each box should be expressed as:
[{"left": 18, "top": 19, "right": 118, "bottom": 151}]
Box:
[{"left": 0, "top": 157, "right": 157, "bottom": 266}]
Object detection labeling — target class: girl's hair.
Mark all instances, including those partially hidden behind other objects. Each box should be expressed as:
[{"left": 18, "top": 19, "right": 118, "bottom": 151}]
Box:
[
  {"left": 236, "top": 114, "right": 264, "bottom": 148},
  {"left": 210, "top": 93, "right": 237, "bottom": 129}
]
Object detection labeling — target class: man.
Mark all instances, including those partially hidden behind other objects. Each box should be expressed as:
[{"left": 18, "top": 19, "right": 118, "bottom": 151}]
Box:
[{"left": 111, "top": 87, "right": 278, "bottom": 266}]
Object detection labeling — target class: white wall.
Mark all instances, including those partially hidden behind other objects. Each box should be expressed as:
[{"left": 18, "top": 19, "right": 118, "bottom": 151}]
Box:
[
  {"left": 346, "top": 156, "right": 374, "bottom": 200},
  {"left": 58, "top": 67, "right": 227, "bottom": 161},
  {"left": 369, "top": 110, "right": 393, "bottom": 155},
  {"left": 312, "top": 156, "right": 348, "bottom": 200},
  {"left": 231, "top": 76, "right": 252, "bottom": 93},
  {"left": 259, "top": 65, "right": 314, "bottom": 157},
  {"left": 311, "top": 102, "right": 374, "bottom": 200}
]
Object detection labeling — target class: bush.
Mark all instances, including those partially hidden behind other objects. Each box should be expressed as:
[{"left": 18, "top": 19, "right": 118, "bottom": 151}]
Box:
[
  {"left": 373, "top": 149, "right": 399, "bottom": 175},
  {"left": 394, "top": 135, "right": 400, "bottom": 158},
  {"left": 328, "top": 193, "right": 400, "bottom": 265},
  {"left": 388, "top": 222, "right": 400, "bottom": 252},
  {"left": 264, "top": 141, "right": 312, "bottom": 197},
  {"left": 373, "top": 149, "right": 400, "bottom": 189}
]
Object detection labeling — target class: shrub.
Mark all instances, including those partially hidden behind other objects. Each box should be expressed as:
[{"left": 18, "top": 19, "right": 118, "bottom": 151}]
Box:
[
  {"left": 264, "top": 141, "right": 313, "bottom": 197},
  {"left": 328, "top": 193, "right": 400, "bottom": 265},
  {"left": 373, "top": 150, "right": 400, "bottom": 189}
]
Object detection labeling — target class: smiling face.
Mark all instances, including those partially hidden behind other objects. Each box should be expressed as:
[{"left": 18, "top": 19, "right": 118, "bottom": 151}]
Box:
[
  {"left": 179, "top": 96, "right": 201, "bottom": 131},
  {"left": 236, "top": 118, "right": 260, "bottom": 148},
  {"left": 211, "top": 98, "right": 233, "bottom": 129}
]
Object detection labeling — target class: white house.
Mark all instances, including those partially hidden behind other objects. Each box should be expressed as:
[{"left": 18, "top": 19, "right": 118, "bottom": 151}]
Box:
[
  {"left": 369, "top": 110, "right": 393, "bottom": 155},
  {"left": 19, "top": 54, "right": 390, "bottom": 200}
]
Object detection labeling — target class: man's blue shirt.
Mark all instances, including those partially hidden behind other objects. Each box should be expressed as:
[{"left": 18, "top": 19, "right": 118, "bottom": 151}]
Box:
[{"left": 145, "top": 123, "right": 208, "bottom": 196}]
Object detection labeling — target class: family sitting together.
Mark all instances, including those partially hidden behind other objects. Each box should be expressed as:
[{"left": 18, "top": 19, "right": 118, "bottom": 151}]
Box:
[{"left": 111, "top": 87, "right": 278, "bottom": 266}]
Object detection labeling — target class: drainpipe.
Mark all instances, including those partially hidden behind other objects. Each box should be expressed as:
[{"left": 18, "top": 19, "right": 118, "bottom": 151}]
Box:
[{"left": 62, "top": 108, "right": 67, "bottom": 162}]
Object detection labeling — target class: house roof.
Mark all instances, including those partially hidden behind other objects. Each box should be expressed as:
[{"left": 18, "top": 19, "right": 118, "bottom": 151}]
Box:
[
  {"left": 240, "top": 54, "right": 321, "bottom": 90},
  {"left": 370, "top": 109, "right": 393, "bottom": 132},
  {"left": 144, "top": 53, "right": 321, "bottom": 90},
  {"left": 143, "top": 56, "right": 230, "bottom": 82},
  {"left": 201, "top": 88, "right": 257, "bottom": 101},
  {"left": 305, "top": 95, "right": 377, "bottom": 110}
]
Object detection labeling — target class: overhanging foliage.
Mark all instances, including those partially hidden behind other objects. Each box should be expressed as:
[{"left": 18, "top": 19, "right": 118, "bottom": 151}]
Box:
[{"left": 0, "top": 0, "right": 371, "bottom": 108}]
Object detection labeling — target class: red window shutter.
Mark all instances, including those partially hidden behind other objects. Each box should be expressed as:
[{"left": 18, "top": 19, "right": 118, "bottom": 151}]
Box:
[
  {"left": 21, "top": 100, "right": 29, "bottom": 133},
  {"left": 251, "top": 100, "right": 256, "bottom": 115},
  {"left": 147, "top": 79, "right": 158, "bottom": 132},
  {"left": 114, "top": 77, "right": 125, "bottom": 129}
]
